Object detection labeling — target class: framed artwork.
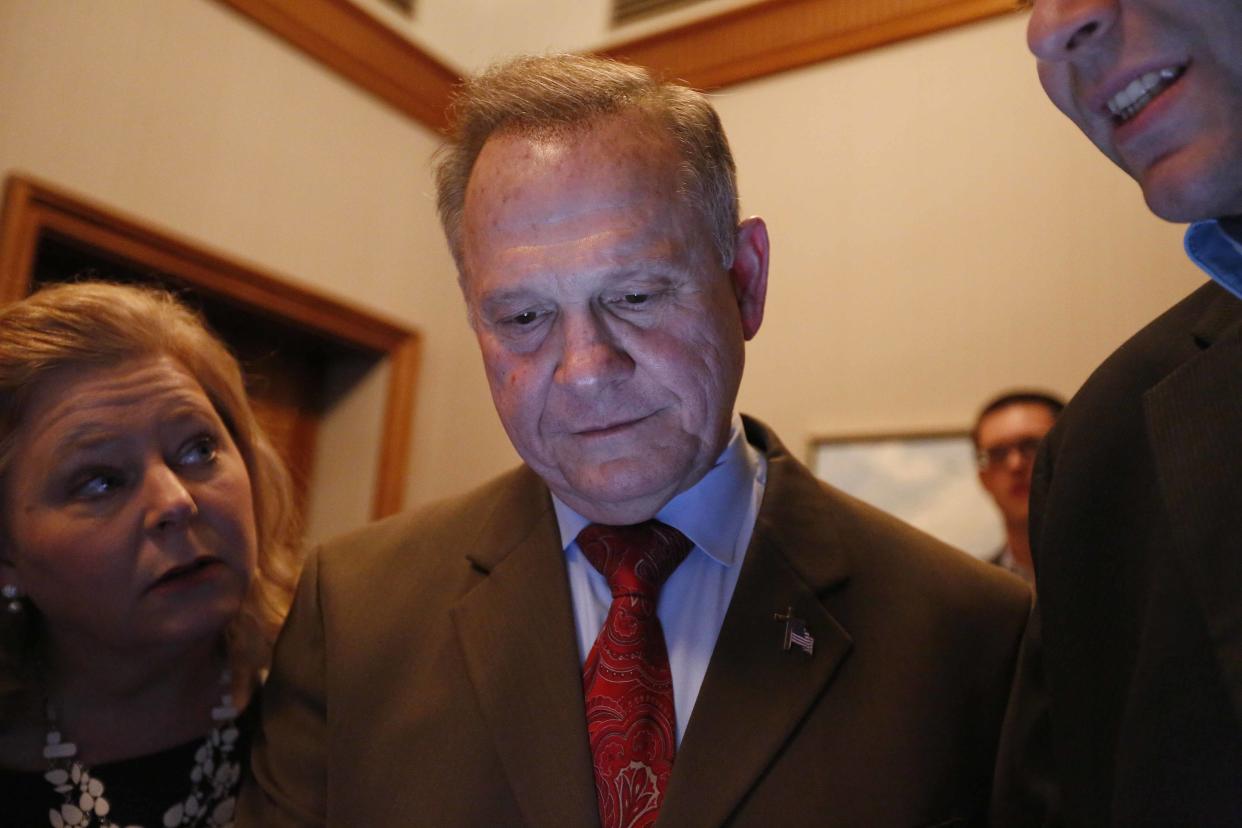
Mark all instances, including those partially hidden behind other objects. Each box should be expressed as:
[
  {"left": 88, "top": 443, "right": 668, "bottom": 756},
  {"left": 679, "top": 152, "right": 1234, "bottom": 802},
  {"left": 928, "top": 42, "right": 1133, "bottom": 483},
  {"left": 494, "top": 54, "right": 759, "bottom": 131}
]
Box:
[{"left": 810, "top": 431, "right": 1001, "bottom": 559}]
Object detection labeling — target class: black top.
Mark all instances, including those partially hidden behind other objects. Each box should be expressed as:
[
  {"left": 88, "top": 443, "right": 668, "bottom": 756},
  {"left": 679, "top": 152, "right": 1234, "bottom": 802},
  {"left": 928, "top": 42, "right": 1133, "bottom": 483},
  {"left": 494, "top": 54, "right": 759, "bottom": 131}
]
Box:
[{"left": 0, "top": 703, "right": 255, "bottom": 828}]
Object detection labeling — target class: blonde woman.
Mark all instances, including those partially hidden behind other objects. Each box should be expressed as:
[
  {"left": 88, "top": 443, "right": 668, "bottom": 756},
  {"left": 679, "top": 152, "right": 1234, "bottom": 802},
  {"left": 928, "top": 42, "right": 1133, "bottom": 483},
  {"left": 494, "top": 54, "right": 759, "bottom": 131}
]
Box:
[{"left": 0, "top": 281, "right": 299, "bottom": 827}]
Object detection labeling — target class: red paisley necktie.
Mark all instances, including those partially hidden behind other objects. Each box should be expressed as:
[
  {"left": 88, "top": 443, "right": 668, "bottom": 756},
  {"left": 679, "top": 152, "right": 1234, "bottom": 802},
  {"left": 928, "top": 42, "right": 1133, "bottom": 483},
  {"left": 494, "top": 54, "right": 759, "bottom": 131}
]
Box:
[{"left": 578, "top": 520, "right": 692, "bottom": 828}]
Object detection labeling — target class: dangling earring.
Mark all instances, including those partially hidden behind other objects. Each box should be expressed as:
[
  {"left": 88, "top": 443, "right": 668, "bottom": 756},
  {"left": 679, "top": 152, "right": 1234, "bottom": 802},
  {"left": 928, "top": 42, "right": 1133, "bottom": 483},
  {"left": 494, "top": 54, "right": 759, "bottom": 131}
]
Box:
[{"left": 2, "top": 583, "right": 23, "bottom": 614}]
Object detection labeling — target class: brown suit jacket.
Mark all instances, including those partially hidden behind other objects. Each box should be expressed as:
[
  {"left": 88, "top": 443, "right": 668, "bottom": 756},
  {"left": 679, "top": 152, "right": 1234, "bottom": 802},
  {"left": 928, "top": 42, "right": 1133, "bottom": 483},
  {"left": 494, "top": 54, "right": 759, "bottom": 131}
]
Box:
[
  {"left": 991, "top": 282, "right": 1242, "bottom": 827},
  {"left": 240, "top": 417, "right": 1030, "bottom": 827}
]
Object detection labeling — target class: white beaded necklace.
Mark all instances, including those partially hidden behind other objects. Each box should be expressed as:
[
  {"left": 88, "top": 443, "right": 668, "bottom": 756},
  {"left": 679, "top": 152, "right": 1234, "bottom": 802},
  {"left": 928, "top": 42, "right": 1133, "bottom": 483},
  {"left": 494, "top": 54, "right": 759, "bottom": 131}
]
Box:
[{"left": 42, "top": 671, "right": 241, "bottom": 828}]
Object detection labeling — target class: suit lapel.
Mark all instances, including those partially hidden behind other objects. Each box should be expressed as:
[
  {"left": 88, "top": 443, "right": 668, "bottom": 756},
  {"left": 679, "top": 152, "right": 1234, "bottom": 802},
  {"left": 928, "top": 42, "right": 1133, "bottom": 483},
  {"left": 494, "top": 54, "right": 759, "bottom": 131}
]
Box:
[
  {"left": 658, "top": 421, "right": 853, "bottom": 827},
  {"left": 1145, "top": 293, "right": 1242, "bottom": 724},
  {"left": 450, "top": 467, "right": 600, "bottom": 828}
]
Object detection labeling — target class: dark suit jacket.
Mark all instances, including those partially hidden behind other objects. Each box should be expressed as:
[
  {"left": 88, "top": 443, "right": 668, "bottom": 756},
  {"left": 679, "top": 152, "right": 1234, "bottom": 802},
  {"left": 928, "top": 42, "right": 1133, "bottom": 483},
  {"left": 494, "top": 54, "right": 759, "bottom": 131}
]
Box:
[
  {"left": 992, "top": 282, "right": 1242, "bottom": 827},
  {"left": 240, "top": 417, "right": 1030, "bottom": 827}
]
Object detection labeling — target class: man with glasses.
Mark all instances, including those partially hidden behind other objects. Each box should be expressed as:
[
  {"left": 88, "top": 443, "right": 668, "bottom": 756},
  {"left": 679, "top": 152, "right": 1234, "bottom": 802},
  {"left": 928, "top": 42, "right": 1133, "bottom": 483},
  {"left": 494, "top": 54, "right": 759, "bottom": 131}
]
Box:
[{"left": 971, "top": 391, "right": 1064, "bottom": 585}]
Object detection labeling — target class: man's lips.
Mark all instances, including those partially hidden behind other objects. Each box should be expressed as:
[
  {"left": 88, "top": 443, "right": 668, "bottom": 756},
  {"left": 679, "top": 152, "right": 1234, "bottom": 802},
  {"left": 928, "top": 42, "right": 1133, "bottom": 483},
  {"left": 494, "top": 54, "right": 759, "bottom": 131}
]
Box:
[
  {"left": 1097, "top": 63, "right": 1187, "bottom": 125},
  {"left": 572, "top": 412, "right": 655, "bottom": 437},
  {"left": 577, "top": 420, "right": 642, "bottom": 437}
]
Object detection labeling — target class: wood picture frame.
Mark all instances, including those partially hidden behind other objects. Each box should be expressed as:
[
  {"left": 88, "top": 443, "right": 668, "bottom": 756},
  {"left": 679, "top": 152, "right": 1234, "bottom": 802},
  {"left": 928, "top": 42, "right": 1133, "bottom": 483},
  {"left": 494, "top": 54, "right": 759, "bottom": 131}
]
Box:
[{"left": 810, "top": 429, "right": 1001, "bottom": 558}]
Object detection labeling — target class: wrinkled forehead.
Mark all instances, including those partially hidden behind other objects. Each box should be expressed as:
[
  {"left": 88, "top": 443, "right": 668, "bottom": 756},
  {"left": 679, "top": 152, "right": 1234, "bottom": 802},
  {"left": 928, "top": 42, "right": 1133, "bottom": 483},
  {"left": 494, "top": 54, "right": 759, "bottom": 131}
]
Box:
[
  {"left": 459, "top": 116, "right": 700, "bottom": 271},
  {"left": 22, "top": 355, "right": 210, "bottom": 430},
  {"left": 467, "top": 112, "right": 682, "bottom": 200}
]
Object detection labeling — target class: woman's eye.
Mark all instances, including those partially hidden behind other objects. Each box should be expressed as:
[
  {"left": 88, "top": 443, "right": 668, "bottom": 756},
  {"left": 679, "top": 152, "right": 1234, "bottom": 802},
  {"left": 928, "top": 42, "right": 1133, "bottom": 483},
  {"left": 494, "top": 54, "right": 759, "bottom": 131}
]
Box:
[
  {"left": 72, "top": 471, "right": 124, "bottom": 500},
  {"left": 623, "top": 293, "right": 650, "bottom": 305},
  {"left": 179, "top": 435, "right": 218, "bottom": 466}
]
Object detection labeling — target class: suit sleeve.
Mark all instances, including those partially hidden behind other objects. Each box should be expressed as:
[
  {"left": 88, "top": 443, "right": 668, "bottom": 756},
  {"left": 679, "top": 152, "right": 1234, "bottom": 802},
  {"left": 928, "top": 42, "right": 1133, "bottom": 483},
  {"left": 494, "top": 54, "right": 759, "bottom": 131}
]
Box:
[
  {"left": 237, "top": 547, "right": 329, "bottom": 827},
  {"left": 989, "top": 438, "right": 1061, "bottom": 826},
  {"left": 988, "top": 598, "right": 1062, "bottom": 827}
]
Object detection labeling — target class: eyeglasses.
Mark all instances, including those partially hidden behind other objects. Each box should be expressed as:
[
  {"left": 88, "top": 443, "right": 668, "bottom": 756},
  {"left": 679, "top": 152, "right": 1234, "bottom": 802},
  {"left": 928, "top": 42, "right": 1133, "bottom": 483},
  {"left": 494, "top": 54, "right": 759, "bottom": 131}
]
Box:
[{"left": 976, "top": 437, "right": 1042, "bottom": 471}]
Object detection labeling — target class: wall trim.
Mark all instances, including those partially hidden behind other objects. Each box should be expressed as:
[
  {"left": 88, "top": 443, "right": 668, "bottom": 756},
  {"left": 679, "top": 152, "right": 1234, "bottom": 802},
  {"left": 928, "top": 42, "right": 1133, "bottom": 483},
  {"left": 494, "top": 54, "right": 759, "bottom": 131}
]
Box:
[
  {"left": 0, "top": 174, "right": 421, "bottom": 519},
  {"left": 601, "top": 0, "right": 1021, "bottom": 90},
  {"left": 211, "top": 0, "right": 1020, "bottom": 132},
  {"left": 213, "top": 0, "right": 457, "bottom": 132}
]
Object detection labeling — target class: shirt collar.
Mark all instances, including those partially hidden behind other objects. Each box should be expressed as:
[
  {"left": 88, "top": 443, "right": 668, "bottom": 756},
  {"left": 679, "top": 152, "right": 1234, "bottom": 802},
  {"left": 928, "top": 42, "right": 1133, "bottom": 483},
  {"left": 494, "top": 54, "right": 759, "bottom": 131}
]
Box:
[
  {"left": 551, "top": 414, "right": 760, "bottom": 567},
  {"left": 1185, "top": 219, "right": 1242, "bottom": 300}
]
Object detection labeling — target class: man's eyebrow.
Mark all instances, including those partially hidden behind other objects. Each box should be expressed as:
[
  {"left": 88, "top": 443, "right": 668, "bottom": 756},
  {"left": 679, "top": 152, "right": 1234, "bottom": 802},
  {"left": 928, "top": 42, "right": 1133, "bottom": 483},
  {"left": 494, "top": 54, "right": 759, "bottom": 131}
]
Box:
[
  {"left": 478, "top": 288, "right": 540, "bottom": 312},
  {"left": 606, "top": 270, "right": 681, "bottom": 289}
]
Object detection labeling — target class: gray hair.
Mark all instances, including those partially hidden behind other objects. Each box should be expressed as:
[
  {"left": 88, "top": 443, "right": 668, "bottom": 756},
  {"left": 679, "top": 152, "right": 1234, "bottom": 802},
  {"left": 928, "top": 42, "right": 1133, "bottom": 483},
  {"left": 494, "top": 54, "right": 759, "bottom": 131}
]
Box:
[{"left": 433, "top": 54, "right": 739, "bottom": 279}]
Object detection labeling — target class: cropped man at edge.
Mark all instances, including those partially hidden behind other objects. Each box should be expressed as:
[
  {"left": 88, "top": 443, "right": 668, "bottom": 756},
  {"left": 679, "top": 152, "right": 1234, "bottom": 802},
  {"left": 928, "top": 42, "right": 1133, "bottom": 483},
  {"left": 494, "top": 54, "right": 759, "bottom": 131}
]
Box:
[
  {"left": 992, "top": 1, "right": 1242, "bottom": 825},
  {"left": 241, "top": 54, "right": 1031, "bottom": 828}
]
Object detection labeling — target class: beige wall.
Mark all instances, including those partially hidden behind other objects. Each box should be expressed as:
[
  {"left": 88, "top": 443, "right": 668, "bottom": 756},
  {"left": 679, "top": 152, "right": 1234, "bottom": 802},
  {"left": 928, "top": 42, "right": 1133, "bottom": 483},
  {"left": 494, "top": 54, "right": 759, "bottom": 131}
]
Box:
[
  {"left": 719, "top": 13, "right": 1204, "bottom": 455},
  {"left": 0, "top": 3, "right": 1208, "bottom": 540},
  {"left": 0, "top": 0, "right": 516, "bottom": 543}
]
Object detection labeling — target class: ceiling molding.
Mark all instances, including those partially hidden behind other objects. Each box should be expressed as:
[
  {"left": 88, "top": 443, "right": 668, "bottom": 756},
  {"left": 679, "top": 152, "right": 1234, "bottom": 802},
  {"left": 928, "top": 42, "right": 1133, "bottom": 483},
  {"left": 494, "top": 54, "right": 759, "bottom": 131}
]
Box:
[
  {"left": 600, "top": 0, "right": 1021, "bottom": 89},
  {"left": 213, "top": 0, "right": 457, "bottom": 132},
  {"left": 212, "top": 0, "right": 1019, "bottom": 130},
  {"left": 613, "top": 0, "right": 704, "bottom": 26}
]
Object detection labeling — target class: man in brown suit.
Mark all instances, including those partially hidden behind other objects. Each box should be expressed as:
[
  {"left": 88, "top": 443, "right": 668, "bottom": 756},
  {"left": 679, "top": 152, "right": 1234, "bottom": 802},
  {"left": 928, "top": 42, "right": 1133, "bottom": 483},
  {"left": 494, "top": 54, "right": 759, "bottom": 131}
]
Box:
[{"left": 240, "top": 54, "right": 1030, "bottom": 827}]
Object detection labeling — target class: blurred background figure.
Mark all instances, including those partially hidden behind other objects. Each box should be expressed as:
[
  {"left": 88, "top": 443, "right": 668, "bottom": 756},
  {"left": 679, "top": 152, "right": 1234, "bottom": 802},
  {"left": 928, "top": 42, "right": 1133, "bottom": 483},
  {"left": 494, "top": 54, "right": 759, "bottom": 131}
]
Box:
[
  {"left": 0, "top": 281, "right": 299, "bottom": 828},
  {"left": 972, "top": 390, "right": 1064, "bottom": 585}
]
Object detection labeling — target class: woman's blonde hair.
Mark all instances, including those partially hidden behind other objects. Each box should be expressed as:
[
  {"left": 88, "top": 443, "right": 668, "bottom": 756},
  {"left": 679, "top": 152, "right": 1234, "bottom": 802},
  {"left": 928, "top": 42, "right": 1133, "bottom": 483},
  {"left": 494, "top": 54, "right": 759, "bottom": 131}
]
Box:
[{"left": 0, "top": 280, "right": 300, "bottom": 703}]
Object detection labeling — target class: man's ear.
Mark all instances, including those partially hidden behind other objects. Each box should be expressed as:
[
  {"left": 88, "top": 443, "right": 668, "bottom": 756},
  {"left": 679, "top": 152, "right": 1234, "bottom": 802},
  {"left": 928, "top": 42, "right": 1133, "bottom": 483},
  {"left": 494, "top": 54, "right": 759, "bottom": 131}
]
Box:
[{"left": 730, "top": 217, "right": 769, "bottom": 341}]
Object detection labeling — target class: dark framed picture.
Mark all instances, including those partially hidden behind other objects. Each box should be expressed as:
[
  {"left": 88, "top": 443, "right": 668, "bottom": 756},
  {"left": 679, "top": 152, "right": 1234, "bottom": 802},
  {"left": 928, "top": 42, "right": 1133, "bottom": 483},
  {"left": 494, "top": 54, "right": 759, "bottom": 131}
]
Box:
[{"left": 810, "top": 431, "right": 1001, "bottom": 559}]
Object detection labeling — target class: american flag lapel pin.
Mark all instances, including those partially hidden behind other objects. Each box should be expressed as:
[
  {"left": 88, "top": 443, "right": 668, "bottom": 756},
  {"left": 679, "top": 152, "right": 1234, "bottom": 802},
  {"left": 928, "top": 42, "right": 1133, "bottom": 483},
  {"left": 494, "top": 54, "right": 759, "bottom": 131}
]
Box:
[{"left": 773, "top": 606, "right": 814, "bottom": 656}]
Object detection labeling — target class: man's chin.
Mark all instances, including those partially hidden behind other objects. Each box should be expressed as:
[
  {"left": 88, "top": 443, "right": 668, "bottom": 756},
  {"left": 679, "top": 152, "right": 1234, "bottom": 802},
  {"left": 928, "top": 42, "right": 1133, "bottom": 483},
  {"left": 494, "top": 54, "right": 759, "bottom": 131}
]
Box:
[
  {"left": 1141, "top": 186, "right": 1210, "bottom": 224},
  {"left": 556, "top": 489, "right": 672, "bottom": 526},
  {"left": 1136, "top": 153, "right": 1242, "bottom": 223},
  {"left": 552, "top": 465, "right": 688, "bottom": 525}
]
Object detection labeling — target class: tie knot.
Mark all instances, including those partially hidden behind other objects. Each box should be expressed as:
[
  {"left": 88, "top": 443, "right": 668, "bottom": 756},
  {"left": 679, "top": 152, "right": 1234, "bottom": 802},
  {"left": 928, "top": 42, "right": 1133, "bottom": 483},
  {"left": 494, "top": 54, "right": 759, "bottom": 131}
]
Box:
[{"left": 577, "top": 520, "right": 692, "bottom": 600}]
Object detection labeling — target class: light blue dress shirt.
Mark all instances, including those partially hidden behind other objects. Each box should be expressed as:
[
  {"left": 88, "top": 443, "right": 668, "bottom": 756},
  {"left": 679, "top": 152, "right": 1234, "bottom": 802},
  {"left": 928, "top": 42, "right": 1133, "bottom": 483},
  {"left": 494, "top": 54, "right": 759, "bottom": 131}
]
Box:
[
  {"left": 1185, "top": 219, "right": 1242, "bottom": 298},
  {"left": 553, "top": 415, "right": 768, "bottom": 746}
]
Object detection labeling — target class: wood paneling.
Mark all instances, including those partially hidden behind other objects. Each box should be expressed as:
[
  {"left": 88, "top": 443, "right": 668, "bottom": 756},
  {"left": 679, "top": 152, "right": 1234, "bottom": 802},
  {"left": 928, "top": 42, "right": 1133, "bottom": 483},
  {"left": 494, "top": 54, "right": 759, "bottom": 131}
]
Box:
[
  {"left": 213, "top": 0, "right": 457, "bottom": 132},
  {"left": 210, "top": 0, "right": 1021, "bottom": 132},
  {"left": 614, "top": 0, "right": 704, "bottom": 26},
  {"left": 373, "top": 335, "right": 421, "bottom": 516},
  {"left": 0, "top": 174, "right": 421, "bottom": 520},
  {"left": 601, "top": 0, "right": 1022, "bottom": 89}
]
